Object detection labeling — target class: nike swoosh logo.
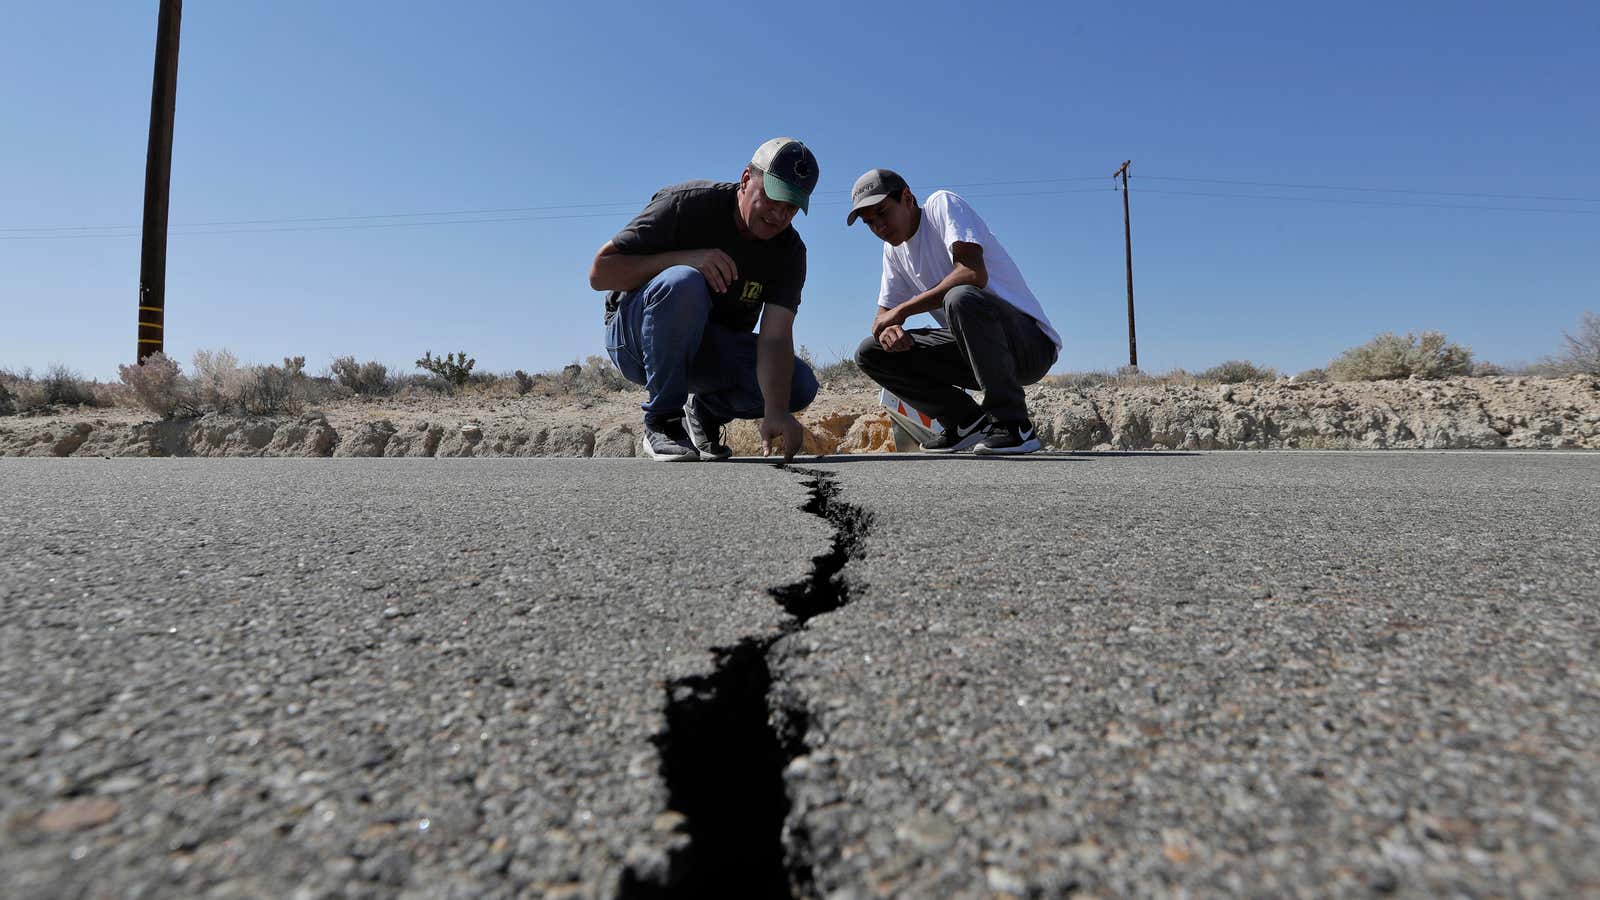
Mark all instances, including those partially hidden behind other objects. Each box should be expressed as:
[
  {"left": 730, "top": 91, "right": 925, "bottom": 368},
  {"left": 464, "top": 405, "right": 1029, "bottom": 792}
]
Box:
[
  {"left": 956, "top": 418, "right": 985, "bottom": 438},
  {"left": 1020, "top": 428, "right": 1035, "bottom": 441}
]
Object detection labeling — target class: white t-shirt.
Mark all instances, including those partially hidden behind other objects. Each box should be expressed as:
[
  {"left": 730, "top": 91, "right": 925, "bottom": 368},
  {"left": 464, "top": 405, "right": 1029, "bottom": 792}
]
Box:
[{"left": 876, "top": 190, "right": 1061, "bottom": 350}]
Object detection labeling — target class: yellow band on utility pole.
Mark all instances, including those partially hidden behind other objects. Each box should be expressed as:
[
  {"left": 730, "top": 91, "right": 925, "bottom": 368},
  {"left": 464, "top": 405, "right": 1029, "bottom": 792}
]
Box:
[
  {"left": 138, "top": 306, "right": 164, "bottom": 313},
  {"left": 139, "top": 322, "right": 163, "bottom": 330},
  {"left": 138, "top": 338, "right": 163, "bottom": 345}
]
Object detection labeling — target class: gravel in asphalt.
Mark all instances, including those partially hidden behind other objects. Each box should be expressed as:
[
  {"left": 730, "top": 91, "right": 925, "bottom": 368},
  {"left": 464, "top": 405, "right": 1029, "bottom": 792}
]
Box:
[
  {"left": 0, "top": 459, "right": 827, "bottom": 898},
  {"left": 780, "top": 451, "right": 1600, "bottom": 897},
  {"left": 3, "top": 452, "right": 1598, "bottom": 898}
]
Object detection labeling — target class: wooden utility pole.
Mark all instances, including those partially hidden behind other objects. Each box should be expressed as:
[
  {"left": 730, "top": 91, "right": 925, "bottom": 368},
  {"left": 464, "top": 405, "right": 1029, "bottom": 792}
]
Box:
[
  {"left": 137, "top": 0, "right": 182, "bottom": 363},
  {"left": 1113, "top": 160, "right": 1137, "bottom": 369}
]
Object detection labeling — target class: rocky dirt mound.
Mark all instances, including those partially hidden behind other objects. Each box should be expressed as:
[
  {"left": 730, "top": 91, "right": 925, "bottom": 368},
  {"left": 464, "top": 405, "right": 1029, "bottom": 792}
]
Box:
[
  {"left": 2, "top": 375, "right": 1595, "bottom": 458},
  {"left": 1034, "top": 375, "right": 1600, "bottom": 450}
]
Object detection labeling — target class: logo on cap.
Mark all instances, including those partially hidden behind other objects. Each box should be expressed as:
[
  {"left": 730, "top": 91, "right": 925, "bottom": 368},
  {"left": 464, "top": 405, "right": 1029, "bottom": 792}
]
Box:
[{"left": 846, "top": 168, "right": 909, "bottom": 225}]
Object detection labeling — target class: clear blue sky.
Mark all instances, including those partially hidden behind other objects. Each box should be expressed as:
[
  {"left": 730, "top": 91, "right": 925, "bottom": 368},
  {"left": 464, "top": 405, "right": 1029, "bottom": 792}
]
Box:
[{"left": 3, "top": 0, "right": 1597, "bottom": 381}]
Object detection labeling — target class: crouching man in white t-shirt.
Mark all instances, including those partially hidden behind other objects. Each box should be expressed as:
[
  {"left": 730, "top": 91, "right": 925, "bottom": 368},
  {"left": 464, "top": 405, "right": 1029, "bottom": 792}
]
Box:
[{"left": 847, "top": 169, "right": 1061, "bottom": 454}]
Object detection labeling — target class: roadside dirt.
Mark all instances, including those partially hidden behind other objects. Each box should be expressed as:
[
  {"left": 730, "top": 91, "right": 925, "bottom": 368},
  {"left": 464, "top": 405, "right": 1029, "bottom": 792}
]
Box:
[{"left": 2, "top": 375, "right": 1596, "bottom": 457}]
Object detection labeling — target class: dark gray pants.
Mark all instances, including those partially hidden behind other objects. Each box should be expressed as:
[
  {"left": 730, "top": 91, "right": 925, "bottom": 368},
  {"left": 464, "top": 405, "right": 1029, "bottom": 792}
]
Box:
[{"left": 854, "top": 285, "right": 1058, "bottom": 427}]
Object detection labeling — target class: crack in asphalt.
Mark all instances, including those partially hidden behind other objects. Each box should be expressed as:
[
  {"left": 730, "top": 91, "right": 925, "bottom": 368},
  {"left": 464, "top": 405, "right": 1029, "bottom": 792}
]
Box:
[
  {"left": 767, "top": 469, "right": 875, "bottom": 624},
  {"left": 618, "top": 466, "right": 873, "bottom": 898}
]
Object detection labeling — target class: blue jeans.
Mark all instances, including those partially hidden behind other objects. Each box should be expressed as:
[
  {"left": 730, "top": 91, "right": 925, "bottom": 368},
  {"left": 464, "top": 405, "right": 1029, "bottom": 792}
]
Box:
[{"left": 605, "top": 266, "right": 818, "bottom": 425}]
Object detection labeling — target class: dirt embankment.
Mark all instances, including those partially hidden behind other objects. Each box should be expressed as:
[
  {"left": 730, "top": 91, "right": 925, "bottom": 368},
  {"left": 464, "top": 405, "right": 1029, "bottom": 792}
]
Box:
[{"left": 2, "top": 375, "right": 1596, "bottom": 458}]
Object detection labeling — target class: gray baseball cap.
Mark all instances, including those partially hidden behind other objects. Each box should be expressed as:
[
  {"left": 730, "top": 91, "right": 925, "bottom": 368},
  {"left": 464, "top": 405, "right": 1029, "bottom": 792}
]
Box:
[
  {"left": 847, "top": 168, "right": 909, "bottom": 225},
  {"left": 750, "top": 137, "right": 819, "bottom": 214}
]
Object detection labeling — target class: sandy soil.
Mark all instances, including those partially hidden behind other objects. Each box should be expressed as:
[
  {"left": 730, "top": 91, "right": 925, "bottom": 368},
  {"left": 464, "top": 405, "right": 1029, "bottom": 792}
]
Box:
[{"left": 2, "top": 374, "right": 1596, "bottom": 457}]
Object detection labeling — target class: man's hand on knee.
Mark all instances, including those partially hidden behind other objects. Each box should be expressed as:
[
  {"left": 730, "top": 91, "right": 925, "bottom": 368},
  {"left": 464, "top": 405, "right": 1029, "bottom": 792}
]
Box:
[
  {"left": 872, "top": 306, "right": 904, "bottom": 339},
  {"left": 878, "top": 324, "right": 912, "bottom": 353},
  {"left": 682, "top": 249, "right": 739, "bottom": 294}
]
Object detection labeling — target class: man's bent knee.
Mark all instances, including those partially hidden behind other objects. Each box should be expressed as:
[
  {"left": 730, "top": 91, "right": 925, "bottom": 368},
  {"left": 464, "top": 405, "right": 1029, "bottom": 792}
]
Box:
[
  {"left": 945, "top": 284, "right": 991, "bottom": 319},
  {"left": 645, "top": 266, "right": 713, "bottom": 310},
  {"left": 854, "top": 334, "right": 887, "bottom": 371},
  {"left": 789, "top": 360, "right": 819, "bottom": 412}
]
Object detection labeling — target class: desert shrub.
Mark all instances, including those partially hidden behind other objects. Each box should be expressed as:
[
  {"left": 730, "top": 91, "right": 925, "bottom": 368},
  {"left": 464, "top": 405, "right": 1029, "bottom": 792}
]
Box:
[
  {"left": 192, "top": 349, "right": 245, "bottom": 411},
  {"left": 388, "top": 372, "right": 451, "bottom": 398},
  {"left": 556, "top": 355, "right": 630, "bottom": 393},
  {"left": 11, "top": 381, "right": 47, "bottom": 411},
  {"left": 0, "top": 365, "right": 108, "bottom": 411},
  {"left": 416, "top": 350, "right": 476, "bottom": 392},
  {"left": 1199, "top": 360, "right": 1280, "bottom": 384},
  {"left": 93, "top": 382, "right": 127, "bottom": 406},
  {"left": 1327, "top": 331, "right": 1472, "bottom": 381},
  {"left": 579, "top": 355, "right": 631, "bottom": 393},
  {"left": 816, "top": 355, "right": 863, "bottom": 383},
  {"left": 39, "top": 365, "right": 105, "bottom": 407},
  {"left": 794, "top": 344, "right": 861, "bottom": 383},
  {"left": 188, "top": 349, "right": 310, "bottom": 415},
  {"left": 804, "top": 344, "right": 865, "bottom": 384},
  {"left": 235, "top": 356, "right": 307, "bottom": 416},
  {"left": 514, "top": 369, "right": 534, "bottom": 395},
  {"left": 462, "top": 373, "right": 524, "bottom": 399},
  {"left": 532, "top": 356, "right": 633, "bottom": 397},
  {"left": 117, "top": 352, "right": 192, "bottom": 417},
  {"left": 1294, "top": 367, "right": 1330, "bottom": 383},
  {"left": 0, "top": 367, "right": 23, "bottom": 414},
  {"left": 1511, "top": 360, "right": 1563, "bottom": 377},
  {"left": 300, "top": 373, "right": 350, "bottom": 404},
  {"left": 1544, "top": 311, "right": 1600, "bottom": 375},
  {"left": 1, "top": 369, "right": 42, "bottom": 411},
  {"left": 331, "top": 356, "right": 392, "bottom": 395},
  {"left": 1457, "top": 359, "right": 1547, "bottom": 377},
  {"left": 1042, "top": 368, "right": 1199, "bottom": 389},
  {"left": 1044, "top": 370, "right": 1112, "bottom": 389}
]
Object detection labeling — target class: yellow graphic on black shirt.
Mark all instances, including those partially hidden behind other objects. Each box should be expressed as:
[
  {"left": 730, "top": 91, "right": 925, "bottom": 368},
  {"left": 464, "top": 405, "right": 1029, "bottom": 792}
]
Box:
[{"left": 739, "top": 281, "right": 764, "bottom": 303}]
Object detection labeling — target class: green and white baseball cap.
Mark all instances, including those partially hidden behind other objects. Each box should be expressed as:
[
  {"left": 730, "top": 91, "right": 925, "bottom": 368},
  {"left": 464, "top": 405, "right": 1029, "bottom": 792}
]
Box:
[{"left": 750, "top": 137, "right": 819, "bottom": 214}]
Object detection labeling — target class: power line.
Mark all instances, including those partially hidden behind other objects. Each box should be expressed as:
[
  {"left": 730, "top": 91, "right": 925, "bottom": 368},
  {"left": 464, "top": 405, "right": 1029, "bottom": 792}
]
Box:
[
  {"left": 1140, "top": 175, "right": 1600, "bottom": 205},
  {"left": 0, "top": 187, "right": 1112, "bottom": 241},
  {"left": 0, "top": 200, "right": 646, "bottom": 233},
  {"left": 0, "top": 176, "right": 1107, "bottom": 235},
  {"left": 4, "top": 174, "right": 1598, "bottom": 241},
  {"left": 1139, "top": 188, "right": 1600, "bottom": 215},
  {"left": 942, "top": 175, "right": 1106, "bottom": 190},
  {"left": 0, "top": 209, "right": 629, "bottom": 240}
]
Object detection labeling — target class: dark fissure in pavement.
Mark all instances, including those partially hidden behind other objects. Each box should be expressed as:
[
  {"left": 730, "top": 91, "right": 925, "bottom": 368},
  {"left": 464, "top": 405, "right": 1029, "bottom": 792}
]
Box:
[
  {"left": 620, "top": 467, "right": 871, "bottom": 898},
  {"left": 768, "top": 468, "right": 875, "bottom": 624},
  {"left": 622, "top": 637, "right": 796, "bottom": 898}
]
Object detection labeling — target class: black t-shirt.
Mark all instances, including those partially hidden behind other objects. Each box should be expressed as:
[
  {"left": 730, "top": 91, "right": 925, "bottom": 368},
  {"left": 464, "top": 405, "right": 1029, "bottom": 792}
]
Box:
[{"left": 603, "top": 181, "right": 807, "bottom": 332}]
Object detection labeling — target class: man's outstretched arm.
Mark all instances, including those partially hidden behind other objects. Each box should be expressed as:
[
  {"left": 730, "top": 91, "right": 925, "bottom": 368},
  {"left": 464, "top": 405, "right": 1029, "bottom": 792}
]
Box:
[
  {"left": 588, "top": 241, "right": 741, "bottom": 294},
  {"left": 755, "top": 304, "right": 805, "bottom": 462}
]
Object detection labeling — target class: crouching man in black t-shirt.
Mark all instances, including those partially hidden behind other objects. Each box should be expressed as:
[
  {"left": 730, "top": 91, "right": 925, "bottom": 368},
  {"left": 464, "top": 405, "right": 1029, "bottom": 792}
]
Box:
[{"left": 588, "top": 138, "right": 821, "bottom": 462}]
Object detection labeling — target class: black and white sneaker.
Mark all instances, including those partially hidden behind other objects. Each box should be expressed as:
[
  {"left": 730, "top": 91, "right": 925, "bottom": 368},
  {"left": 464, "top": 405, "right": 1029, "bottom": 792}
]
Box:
[
  {"left": 973, "top": 419, "right": 1042, "bottom": 455},
  {"left": 921, "top": 412, "right": 990, "bottom": 454},
  {"left": 641, "top": 418, "right": 701, "bottom": 461},
  {"left": 683, "top": 395, "right": 732, "bottom": 461}
]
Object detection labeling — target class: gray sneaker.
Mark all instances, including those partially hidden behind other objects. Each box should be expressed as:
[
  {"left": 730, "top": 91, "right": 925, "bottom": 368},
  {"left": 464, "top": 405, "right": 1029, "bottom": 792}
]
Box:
[
  {"left": 683, "top": 396, "right": 732, "bottom": 461},
  {"left": 641, "top": 418, "right": 701, "bottom": 461}
]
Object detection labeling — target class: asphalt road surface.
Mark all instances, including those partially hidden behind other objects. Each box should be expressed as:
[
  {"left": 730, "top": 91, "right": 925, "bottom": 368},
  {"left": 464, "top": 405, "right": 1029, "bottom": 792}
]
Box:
[{"left": 2, "top": 452, "right": 1597, "bottom": 898}]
